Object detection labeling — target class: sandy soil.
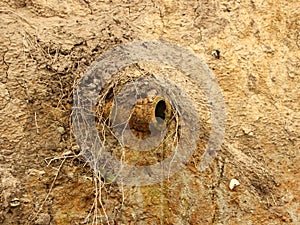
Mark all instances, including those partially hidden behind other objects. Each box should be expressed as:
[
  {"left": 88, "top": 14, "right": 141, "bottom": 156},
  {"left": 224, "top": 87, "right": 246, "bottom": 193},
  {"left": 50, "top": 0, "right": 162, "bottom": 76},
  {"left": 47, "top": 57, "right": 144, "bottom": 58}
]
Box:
[{"left": 0, "top": 0, "right": 299, "bottom": 224}]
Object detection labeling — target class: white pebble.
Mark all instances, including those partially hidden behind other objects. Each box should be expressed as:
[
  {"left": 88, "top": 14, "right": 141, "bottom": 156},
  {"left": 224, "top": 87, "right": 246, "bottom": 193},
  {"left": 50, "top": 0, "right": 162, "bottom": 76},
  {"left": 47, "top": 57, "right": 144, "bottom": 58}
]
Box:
[
  {"left": 229, "top": 178, "right": 240, "bottom": 190},
  {"left": 10, "top": 198, "right": 20, "bottom": 207}
]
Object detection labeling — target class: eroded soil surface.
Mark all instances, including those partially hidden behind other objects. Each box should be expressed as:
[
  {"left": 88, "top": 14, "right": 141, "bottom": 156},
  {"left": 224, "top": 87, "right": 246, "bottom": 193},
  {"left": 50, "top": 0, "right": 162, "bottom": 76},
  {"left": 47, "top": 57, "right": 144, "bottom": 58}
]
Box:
[{"left": 0, "top": 0, "right": 299, "bottom": 224}]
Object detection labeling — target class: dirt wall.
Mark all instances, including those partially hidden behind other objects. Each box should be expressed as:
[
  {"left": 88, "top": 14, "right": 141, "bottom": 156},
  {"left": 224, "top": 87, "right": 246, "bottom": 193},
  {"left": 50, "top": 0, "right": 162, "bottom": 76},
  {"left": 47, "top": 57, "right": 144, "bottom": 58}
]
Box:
[{"left": 0, "top": 0, "right": 299, "bottom": 224}]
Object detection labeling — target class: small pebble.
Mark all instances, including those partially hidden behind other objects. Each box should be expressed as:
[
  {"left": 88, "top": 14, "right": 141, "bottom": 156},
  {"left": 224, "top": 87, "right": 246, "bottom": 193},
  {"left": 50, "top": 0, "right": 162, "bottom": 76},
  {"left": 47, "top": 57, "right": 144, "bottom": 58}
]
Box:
[
  {"left": 212, "top": 50, "right": 221, "bottom": 59},
  {"left": 10, "top": 198, "right": 20, "bottom": 207},
  {"left": 229, "top": 178, "right": 240, "bottom": 190},
  {"left": 282, "top": 216, "right": 287, "bottom": 222},
  {"left": 57, "top": 126, "right": 65, "bottom": 135}
]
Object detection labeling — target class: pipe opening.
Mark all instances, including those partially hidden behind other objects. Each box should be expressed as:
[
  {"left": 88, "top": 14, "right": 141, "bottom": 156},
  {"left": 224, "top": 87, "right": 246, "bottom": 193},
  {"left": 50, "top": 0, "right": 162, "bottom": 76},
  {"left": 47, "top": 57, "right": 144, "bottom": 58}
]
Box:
[{"left": 155, "top": 100, "right": 166, "bottom": 123}]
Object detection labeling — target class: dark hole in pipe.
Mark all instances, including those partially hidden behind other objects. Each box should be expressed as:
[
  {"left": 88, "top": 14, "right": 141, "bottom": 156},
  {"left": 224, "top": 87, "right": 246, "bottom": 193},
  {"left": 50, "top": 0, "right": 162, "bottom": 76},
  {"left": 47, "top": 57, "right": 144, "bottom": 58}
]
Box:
[{"left": 155, "top": 100, "right": 166, "bottom": 123}]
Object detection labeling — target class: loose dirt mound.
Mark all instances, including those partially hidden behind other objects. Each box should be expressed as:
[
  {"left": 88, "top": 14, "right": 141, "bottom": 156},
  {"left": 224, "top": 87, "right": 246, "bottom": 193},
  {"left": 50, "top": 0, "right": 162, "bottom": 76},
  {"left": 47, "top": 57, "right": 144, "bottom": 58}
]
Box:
[{"left": 0, "top": 0, "right": 299, "bottom": 224}]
